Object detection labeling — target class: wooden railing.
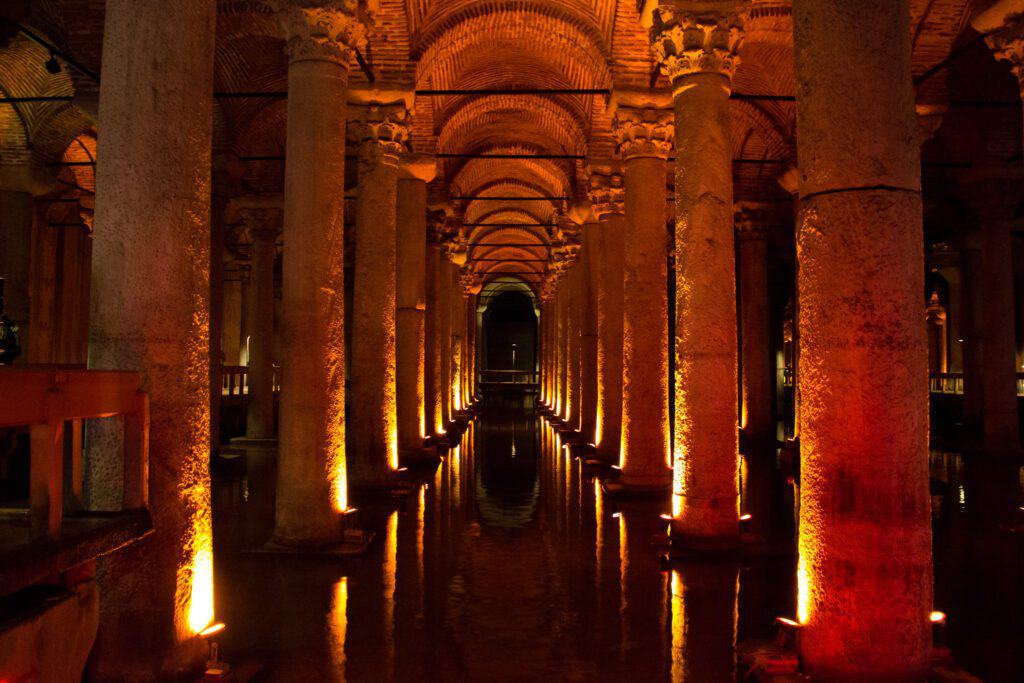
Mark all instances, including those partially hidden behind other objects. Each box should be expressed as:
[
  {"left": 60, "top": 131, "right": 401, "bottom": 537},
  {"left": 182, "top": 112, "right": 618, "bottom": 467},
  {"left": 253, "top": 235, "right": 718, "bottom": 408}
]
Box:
[
  {"left": 220, "top": 364, "right": 280, "bottom": 397},
  {"left": 0, "top": 366, "right": 148, "bottom": 541},
  {"left": 928, "top": 372, "right": 1024, "bottom": 396}
]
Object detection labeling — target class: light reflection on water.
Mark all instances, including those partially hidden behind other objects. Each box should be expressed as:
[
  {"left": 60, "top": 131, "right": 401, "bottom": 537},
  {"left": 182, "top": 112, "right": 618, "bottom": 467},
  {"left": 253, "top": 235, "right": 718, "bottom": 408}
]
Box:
[{"left": 211, "top": 405, "right": 1023, "bottom": 682}]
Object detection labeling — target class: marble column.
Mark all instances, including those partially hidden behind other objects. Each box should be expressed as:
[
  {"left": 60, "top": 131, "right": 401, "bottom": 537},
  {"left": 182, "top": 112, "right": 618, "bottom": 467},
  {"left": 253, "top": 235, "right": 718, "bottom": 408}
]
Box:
[
  {"left": 450, "top": 265, "right": 463, "bottom": 413},
  {"left": 650, "top": 8, "right": 742, "bottom": 544},
  {"left": 557, "top": 280, "right": 569, "bottom": 419},
  {"left": 540, "top": 299, "right": 551, "bottom": 407},
  {"left": 0, "top": 189, "right": 34, "bottom": 355},
  {"left": 349, "top": 106, "right": 407, "bottom": 488},
  {"left": 588, "top": 174, "right": 625, "bottom": 462},
  {"left": 425, "top": 235, "right": 446, "bottom": 438},
  {"left": 239, "top": 204, "right": 281, "bottom": 440},
  {"left": 439, "top": 257, "right": 453, "bottom": 428},
  {"left": 566, "top": 265, "right": 582, "bottom": 430},
  {"left": 735, "top": 204, "right": 773, "bottom": 447},
  {"left": 272, "top": 2, "right": 365, "bottom": 544},
  {"left": 961, "top": 173, "right": 1021, "bottom": 452},
  {"left": 612, "top": 105, "right": 672, "bottom": 490},
  {"left": 86, "top": 0, "right": 217, "bottom": 675},
  {"left": 792, "top": 0, "right": 932, "bottom": 678},
  {"left": 396, "top": 157, "right": 435, "bottom": 454},
  {"left": 580, "top": 223, "right": 600, "bottom": 443},
  {"left": 221, "top": 270, "right": 242, "bottom": 365}
]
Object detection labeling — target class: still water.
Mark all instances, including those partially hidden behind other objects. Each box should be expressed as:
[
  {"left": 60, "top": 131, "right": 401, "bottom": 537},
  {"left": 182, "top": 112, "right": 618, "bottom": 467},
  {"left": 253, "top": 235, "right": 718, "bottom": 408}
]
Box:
[{"left": 212, "top": 404, "right": 1023, "bottom": 682}]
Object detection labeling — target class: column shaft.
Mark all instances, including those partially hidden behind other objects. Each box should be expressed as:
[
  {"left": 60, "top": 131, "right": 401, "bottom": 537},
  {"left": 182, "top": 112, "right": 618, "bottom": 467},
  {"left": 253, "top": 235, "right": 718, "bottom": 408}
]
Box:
[
  {"left": 0, "top": 190, "right": 33, "bottom": 355},
  {"left": 247, "top": 228, "right": 276, "bottom": 439},
  {"left": 793, "top": 0, "right": 932, "bottom": 678},
  {"left": 580, "top": 225, "right": 599, "bottom": 442},
  {"left": 397, "top": 177, "right": 428, "bottom": 451},
  {"left": 425, "top": 245, "right": 445, "bottom": 436},
  {"left": 87, "top": 0, "right": 216, "bottom": 674},
  {"left": 350, "top": 144, "right": 400, "bottom": 486},
  {"left": 738, "top": 225, "right": 772, "bottom": 445},
  {"left": 595, "top": 209, "right": 625, "bottom": 462},
  {"left": 567, "top": 266, "right": 582, "bottom": 429},
  {"left": 439, "top": 260, "right": 452, "bottom": 426},
  {"left": 620, "top": 155, "right": 670, "bottom": 487},
  {"left": 274, "top": 25, "right": 354, "bottom": 543}
]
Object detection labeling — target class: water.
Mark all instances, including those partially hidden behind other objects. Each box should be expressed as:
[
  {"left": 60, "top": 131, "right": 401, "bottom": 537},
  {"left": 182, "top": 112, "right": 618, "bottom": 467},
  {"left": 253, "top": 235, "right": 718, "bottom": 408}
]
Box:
[{"left": 211, "top": 404, "right": 1023, "bottom": 681}]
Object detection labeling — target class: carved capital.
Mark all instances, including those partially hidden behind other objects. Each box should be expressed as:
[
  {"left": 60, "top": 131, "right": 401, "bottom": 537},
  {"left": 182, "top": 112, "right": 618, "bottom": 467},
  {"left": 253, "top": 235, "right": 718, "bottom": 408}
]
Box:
[
  {"left": 650, "top": 5, "right": 744, "bottom": 85},
  {"left": 239, "top": 206, "right": 283, "bottom": 243},
  {"left": 270, "top": 0, "right": 372, "bottom": 66},
  {"left": 987, "top": 14, "right": 1024, "bottom": 92},
  {"left": 350, "top": 105, "right": 410, "bottom": 165},
  {"left": 734, "top": 202, "right": 771, "bottom": 241},
  {"left": 612, "top": 106, "right": 673, "bottom": 160},
  {"left": 587, "top": 172, "right": 625, "bottom": 217}
]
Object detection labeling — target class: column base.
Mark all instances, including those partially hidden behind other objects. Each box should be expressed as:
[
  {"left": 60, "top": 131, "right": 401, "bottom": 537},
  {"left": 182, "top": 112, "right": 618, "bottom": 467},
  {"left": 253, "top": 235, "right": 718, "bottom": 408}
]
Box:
[
  {"left": 602, "top": 478, "right": 671, "bottom": 499},
  {"left": 255, "top": 529, "right": 374, "bottom": 557},
  {"left": 669, "top": 529, "right": 742, "bottom": 559},
  {"left": 400, "top": 445, "right": 440, "bottom": 464}
]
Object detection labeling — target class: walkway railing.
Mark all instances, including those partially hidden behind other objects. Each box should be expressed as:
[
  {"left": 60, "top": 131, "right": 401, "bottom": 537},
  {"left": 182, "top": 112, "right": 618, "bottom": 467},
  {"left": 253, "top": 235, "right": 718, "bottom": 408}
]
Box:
[
  {"left": 0, "top": 366, "right": 149, "bottom": 541},
  {"left": 220, "top": 364, "right": 280, "bottom": 396},
  {"left": 928, "top": 372, "right": 1024, "bottom": 396},
  {"left": 478, "top": 369, "right": 539, "bottom": 386}
]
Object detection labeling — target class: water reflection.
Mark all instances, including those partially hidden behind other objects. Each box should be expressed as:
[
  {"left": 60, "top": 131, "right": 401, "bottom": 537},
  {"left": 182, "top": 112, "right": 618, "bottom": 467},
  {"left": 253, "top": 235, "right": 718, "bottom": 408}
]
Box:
[{"left": 210, "top": 402, "right": 1023, "bottom": 682}]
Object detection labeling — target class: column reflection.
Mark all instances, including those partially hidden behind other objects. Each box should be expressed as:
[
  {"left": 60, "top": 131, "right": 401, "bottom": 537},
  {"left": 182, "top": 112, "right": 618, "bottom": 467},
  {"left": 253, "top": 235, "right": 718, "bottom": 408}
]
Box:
[{"left": 669, "top": 562, "right": 739, "bottom": 681}]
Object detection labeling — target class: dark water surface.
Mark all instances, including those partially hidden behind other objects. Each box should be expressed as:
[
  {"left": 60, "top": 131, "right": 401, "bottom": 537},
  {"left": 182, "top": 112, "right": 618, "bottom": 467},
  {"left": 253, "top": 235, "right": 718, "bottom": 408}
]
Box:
[{"left": 211, "top": 404, "right": 1023, "bottom": 682}]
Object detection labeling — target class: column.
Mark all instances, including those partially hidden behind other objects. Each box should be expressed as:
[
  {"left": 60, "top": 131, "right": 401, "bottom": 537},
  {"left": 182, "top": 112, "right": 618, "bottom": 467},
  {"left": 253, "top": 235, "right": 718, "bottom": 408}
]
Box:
[
  {"left": 792, "top": 1, "right": 932, "bottom": 678},
  {"left": 557, "top": 281, "right": 569, "bottom": 419},
  {"left": 566, "top": 265, "right": 582, "bottom": 430},
  {"left": 580, "top": 223, "right": 599, "bottom": 443},
  {"left": 86, "top": 0, "right": 217, "bottom": 676},
  {"left": 650, "top": 8, "right": 742, "bottom": 543},
  {"left": 349, "top": 105, "right": 407, "bottom": 488},
  {"left": 449, "top": 265, "right": 463, "bottom": 414},
  {"left": 612, "top": 104, "right": 672, "bottom": 490},
  {"left": 735, "top": 204, "right": 773, "bottom": 446},
  {"left": 961, "top": 174, "right": 1021, "bottom": 452},
  {"left": 588, "top": 173, "right": 626, "bottom": 462},
  {"left": 0, "top": 189, "right": 34, "bottom": 357},
  {"left": 221, "top": 267, "right": 243, "bottom": 365},
  {"left": 238, "top": 203, "right": 281, "bottom": 441},
  {"left": 396, "top": 156, "right": 435, "bottom": 454},
  {"left": 439, "top": 257, "right": 453, "bottom": 428},
  {"left": 425, "top": 230, "right": 446, "bottom": 438},
  {"left": 273, "top": 1, "right": 365, "bottom": 545}
]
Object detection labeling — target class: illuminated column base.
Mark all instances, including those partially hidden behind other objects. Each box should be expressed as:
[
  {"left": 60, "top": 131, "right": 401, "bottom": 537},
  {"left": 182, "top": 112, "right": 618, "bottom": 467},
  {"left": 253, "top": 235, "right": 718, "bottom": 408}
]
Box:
[
  {"left": 793, "top": 1, "right": 932, "bottom": 679},
  {"left": 86, "top": 0, "right": 217, "bottom": 675}
]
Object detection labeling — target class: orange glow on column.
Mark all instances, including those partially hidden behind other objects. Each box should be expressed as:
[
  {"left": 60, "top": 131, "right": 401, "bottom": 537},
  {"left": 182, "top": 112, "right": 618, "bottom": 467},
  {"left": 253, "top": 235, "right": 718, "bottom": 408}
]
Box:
[
  {"left": 797, "top": 552, "right": 810, "bottom": 625},
  {"left": 670, "top": 569, "right": 685, "bottom": 680},
  {"left": 186, "top": 526, "right": 215, "bottom": 635},
  {"left": 384, "top": 510, "right": 398, "bottom": 663},
  {"left": 329, "top": 428, "right": 348, "bottom": 513}
]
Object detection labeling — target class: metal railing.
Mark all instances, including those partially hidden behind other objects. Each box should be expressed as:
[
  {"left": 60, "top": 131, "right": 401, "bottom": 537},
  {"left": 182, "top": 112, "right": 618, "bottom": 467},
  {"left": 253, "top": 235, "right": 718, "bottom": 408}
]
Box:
[
  {"left": 0, "top": 366, "right": 148, "bottom": 541},
  {"left": 478, "top": 369, "right": 539, "bottom": 385},
  {"left": 220, "top": 364, "right": 280, "bottom": 396},
  {"left": 928, "top": 372, "right": 1024, "bottom": 396}
]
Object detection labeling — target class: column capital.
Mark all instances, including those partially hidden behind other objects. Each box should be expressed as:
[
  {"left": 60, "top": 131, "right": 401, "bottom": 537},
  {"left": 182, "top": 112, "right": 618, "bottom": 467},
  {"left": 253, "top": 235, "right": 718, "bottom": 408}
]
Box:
[
  {"left": 986, "top": 13, "right": 1024, "bottom": 92},
  {"left": 350, "top": 104, "right": 410, "bottom": 164},
  {"left": 649, "top": 2, "right": 745, "bottom": 86},
  {"left": 733, "top": 201, "right": 772, "bottom": 241},
  {"left": 398, "top": 153, "right": 437, "bottom": 182},
  {"left": 612, "top": 106, "right": 674, "bottom": 160},
  {"left": 270, "top": 0, "right": 372, "bottom": 66},
  {"left": 587, "top": 172, "right": 625, "bottom": 217},
  {"left": 240, "top": 207, "right": 283, "bottom": 243}
]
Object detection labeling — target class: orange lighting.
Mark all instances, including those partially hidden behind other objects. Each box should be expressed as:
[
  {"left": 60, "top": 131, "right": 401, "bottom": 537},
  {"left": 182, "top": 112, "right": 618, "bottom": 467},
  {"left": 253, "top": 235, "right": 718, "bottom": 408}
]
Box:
[
  {"left": 186, "top": 522, "right": 215, "bottom": 636},
  {"left": 328, "top": 577, "right": 348, "bottom": 677},
  {"left": 930, "top": 611, "right": 946, "bottom": 624},
  {"left": 796, "top": 553, "right": 810, "bottom": 625},
  {"left": 659, "top": 513, "right": 673, "bottom": 521},
  {"left": 776, "top": 617, "right": 801, "bottom": 628},
  {"left": 739, "top": 513, "right": 752, "bottom": 521}
]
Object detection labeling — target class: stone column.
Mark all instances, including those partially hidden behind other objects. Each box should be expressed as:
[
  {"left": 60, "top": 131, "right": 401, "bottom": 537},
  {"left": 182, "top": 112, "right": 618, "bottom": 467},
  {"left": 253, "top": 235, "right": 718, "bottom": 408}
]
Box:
[
  {"left": 425, "top": 233, "right": 446, "bottom": 438},
  {"left": 238, "top": 203, "right": 281, "bottom": 441},
  {"left": 612, "top": 104, "right": 673, "bottom": 490},
  {"left": 439, "top": 257, "right": 453, "bottom": 428},
  {"left": 792, "top": 1, "right": 932, "bottom": 678},
  {"left": 449, "top": 265, "right": 463, "bottom": 413},
  {"left": 588, "top": 174, "right": 626, "bottom": 462},
  {"left": 272, "top": 1, "right": 366, "bottom": 544},
  {"left": 961, "top": 172, "right": 1021, "bottom": 453},
  {"left": 349, "top": 106, "right": 407, "bottom": 488},
  {"left": 396, "top": 157, "right": 435, "bottom": 454},
  {"left": 557, "top": 281, "right": 569, "bottom": 419},
  {"left": 86, "top": 0, "right": 217, "bottom": 676},
  {"left": 735, "top": 204, "right": 773, "bottom": 447},
  {"left": 650, "top": 7, "right": 743, "bottom": 544},
  {"left": 0, "top": 189, "right": 34, "bottom": 356},
  {"left": 580, "top": 223, "right": 599, "bottom": 443},
  {"left": 221, "top": 269, "right": 243, "bottom": 364},
  {"left": 566, "top": 265, "right": 582, "bottom": 430}
]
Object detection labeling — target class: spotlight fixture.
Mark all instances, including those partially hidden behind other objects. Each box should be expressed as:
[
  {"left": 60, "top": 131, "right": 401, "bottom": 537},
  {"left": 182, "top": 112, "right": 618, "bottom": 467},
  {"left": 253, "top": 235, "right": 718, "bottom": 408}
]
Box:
[
  {"left": 929, "top": 610, "right": 947, "bottom": 624},
  {"left": 44, "top": 52, "right": 61, "bottom": 74}
]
